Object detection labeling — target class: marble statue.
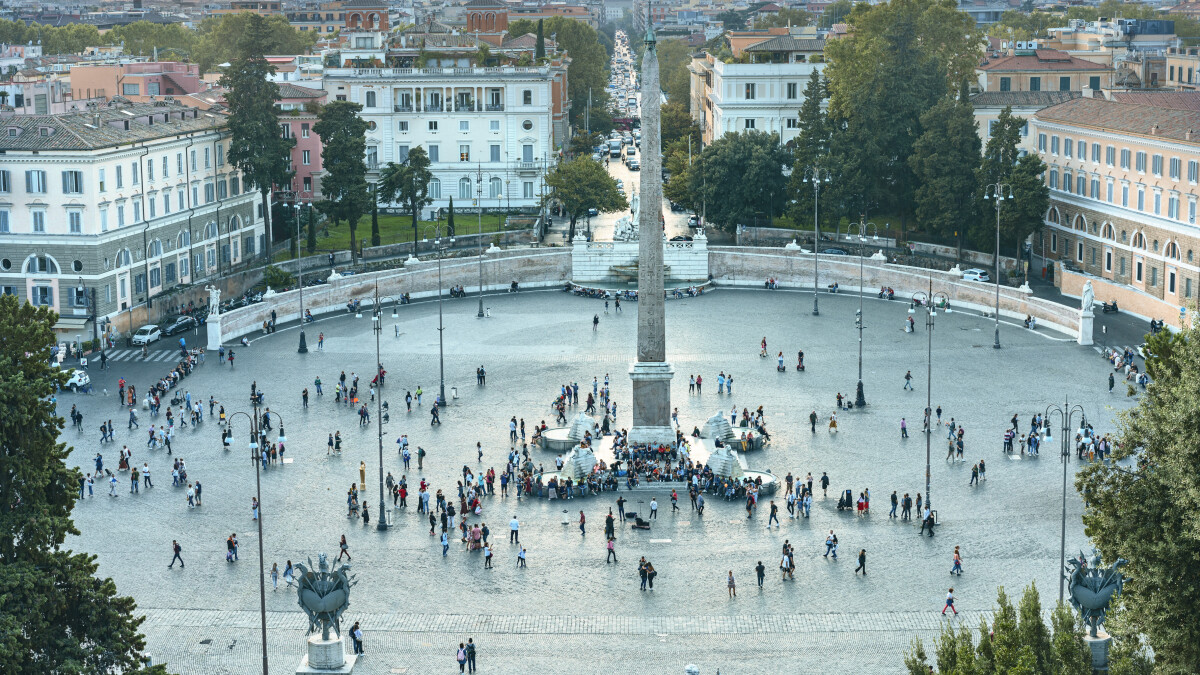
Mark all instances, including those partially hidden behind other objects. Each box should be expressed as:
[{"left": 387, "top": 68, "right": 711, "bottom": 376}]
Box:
[
  {"left": 1066, "top": 551, "right": 1126, "bottom": 637},
  {"left": 295, "top": 553, "right": 357, "bottom": 641},
  {"left": 1081, "top": 280, "right": 1095, "bottom": 314},
  {"left": 205, "top": 285, "right": 221, "bottom": 316}
]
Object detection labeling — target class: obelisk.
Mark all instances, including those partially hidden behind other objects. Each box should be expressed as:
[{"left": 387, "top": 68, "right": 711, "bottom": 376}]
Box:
[{"left": 628, "top": 11, "right": 674, "bottom": 446}]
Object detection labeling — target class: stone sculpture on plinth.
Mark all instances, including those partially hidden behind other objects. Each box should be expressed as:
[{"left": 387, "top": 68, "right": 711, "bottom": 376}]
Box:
[
  {"left": 204, "top": 285, "right": 223, "bottom": 351},
  {"left": 1066, "top": 551, "right": 1127, "bottom": 673},
  {"left": 628, "top": 7, "right": 675, "bottom": 446},
  {"left": 1078, "top": 280, "right": 1095, "bottom": 346},
  {"left": 295, "top": 553, "right": 358, "bottom": 674}
]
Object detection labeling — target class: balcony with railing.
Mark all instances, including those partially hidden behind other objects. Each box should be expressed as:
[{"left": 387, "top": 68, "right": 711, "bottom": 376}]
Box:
[
  {"left": 394, "top": 104, "right": 413, "bottom": 112},
  {"left": 485, "top": 103, "right": 505, "bottom": 111}
]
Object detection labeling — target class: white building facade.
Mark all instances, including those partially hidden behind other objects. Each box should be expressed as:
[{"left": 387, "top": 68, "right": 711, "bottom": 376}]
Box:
[{"left": 0, "top": 98, "right": 261, "bottom": 336}]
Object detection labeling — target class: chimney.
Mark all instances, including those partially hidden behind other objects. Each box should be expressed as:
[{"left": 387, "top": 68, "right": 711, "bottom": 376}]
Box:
[
  {"left": 1151, "top": 124, "right": 1160, "bottom": 135},
  {"left": 1081, "top": 86, "right": 1093, "bottom": 98},
  {"left": 1187, "top": 129, "right": 1194, "bottom": 141}
]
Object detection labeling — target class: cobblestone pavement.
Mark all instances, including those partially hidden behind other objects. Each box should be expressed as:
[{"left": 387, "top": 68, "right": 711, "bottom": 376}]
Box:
[{"left": 62, "top": 288, "right": 1133, "bottom": 674}]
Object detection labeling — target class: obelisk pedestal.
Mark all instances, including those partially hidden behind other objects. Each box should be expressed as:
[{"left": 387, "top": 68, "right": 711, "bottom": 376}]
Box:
[{"left": 627, "top": 14, "right": 674, "bottom": 446}]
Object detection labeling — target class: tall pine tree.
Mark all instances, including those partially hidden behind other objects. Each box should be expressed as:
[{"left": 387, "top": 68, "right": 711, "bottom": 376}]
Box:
[
  {"left": 909, "top": 80, "right": 981, "bottom": 261},
  {"left": 313, "top": 101, "right": 371, "bottom": 263},
  {"left": 973, "top": 105, "right": 1048, "bottom": 265},
  {"left": 0, "top": 295, "right": 165, "bottom": 672},
  {"left": 219, "top": 13, "right": 295, "bottom": 261},
  {"left": 787, "top": 70, "right": 834, "bottom": 231}
]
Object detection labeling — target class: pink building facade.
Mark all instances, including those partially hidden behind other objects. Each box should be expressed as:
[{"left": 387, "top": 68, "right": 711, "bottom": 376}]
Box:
[{"left": 275, "top": 82, "right": 327, "bottom": 201}]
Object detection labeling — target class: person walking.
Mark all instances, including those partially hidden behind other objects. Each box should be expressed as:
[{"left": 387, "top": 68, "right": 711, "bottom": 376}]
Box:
[
  {"left": 442, "top": 531, "right": 450, "bottom": 556},
  {"left": 484, "top": 544, "right": 493, "bottom": 568},
  {"left": 592, "top": 314, "right": 599, "bottom": 331},
  {"left": 950, "top": 546, "right": 963, "bottom": 576},
  {"left": 465, "top": 638, "right": 477, "bottom": 673},
  {"left": 168, "top": 540, "right": 184, "bottom": 569},
  {"left": 904, "top": 370, "right": 914, "bottom": 390},
  {"left": 351, "top": 622, "right": 363, "bottom": 655},
  {"left": 943, "top": 588, "right": 958, "bottom": 615},
  {"left": 855, "top": 548, "right": 867, "bottom": 575},
  {"left": 338, "top": 534, "right": 351, "bottom": 561},
  {"left": 578, "top": 510, "right": 586, "bottom": 536},
  {"left": 727, "top": 570, "right": 736, "bottom": 598},
  {"left": 271, "top": 562, "right": 279, "bottom": 591},
  {"left": 456, "top": 643, "right": 468, "bottom": 673},
  {"left": 1108, "top": 372, "right": 1115, "bottom": 392},
  {"left": 606, "top": 537, "right": 617, "bottom": 564},
  {"left": 901, "top": 418, "right": 908, "bottom": 438},
  {"left": 509, "top": 516, "right": 519, "bottom": 543}
]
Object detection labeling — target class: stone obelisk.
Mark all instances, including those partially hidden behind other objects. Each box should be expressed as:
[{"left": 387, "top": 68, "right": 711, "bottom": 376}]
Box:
[{"left": 628, "top": 12, "right": 674, "bottom": 446}]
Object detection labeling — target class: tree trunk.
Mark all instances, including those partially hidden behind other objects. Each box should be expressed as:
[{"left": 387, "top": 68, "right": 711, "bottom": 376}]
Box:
[
  {"left": 306, "top": 206, "right": 316, "bottom": 254},
  {"left": 260, "top": 189, "right": 273, "bottom": 261},
  {"left": 568, "top": 215, "right": 577, "bottom": 242},
  {"left": 371, "top": 200, "right": 380, "bottom": 247},
  {"left": 411, "top": 207, "right": 419, "bottom": 257},
  {"left": 349, "top": 217, "right": 358, "bottom": 265}
]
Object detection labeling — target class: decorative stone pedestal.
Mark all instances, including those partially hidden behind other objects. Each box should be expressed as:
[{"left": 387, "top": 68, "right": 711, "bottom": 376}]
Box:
[
  {"left": 1084, "top": 631, "right": 1112, "bottom": 672},
  {"left": 1078, "top": 309, "right": 1095, "bottom": 346},
  {"left": 296, "top": 635, "right": 356, "bottom": 674},
  {"left": 628, "top": 362, "right": 675, "bottom": 446},
  {"left": 206, "top": 316, "right": 222, "bottom": 351}
]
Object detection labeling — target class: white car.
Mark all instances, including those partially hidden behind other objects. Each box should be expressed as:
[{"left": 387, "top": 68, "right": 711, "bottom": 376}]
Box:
[
  {"left": 63, "top": 368, "right": 90, "bottom": 392},
  {"left": 962, "top": 268, "right": 991, "bottom": 282},
  {"left": 131, "top": 324, "right": 162, "bottom": 345}
]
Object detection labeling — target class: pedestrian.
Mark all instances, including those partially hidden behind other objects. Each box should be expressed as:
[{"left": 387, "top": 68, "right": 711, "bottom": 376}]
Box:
[
  {"left": 302, "top": 388, "right": 309, "bottom": 408},
  {"left": 855, "top": 548, "right": 867, "bottom": 575},
  {"left": 457, "top": 643, "right": 468, "bottom": 673},
  {"left": 593, "top": 314, "right": 599, "bottom": 331},
  {"left": 509, "top": 515, "right": 519, "bottom": 543},
  {"left": 943, "top": 588, "right": 958, "bottom": 615},
  {"left": 616, "top": 496, "right": 626, "bottom": 521},
  {"left": 442, "top": 531, "right": 450, "bottom": 556},
  {"left": 606, "top": 536, "right": 617, "bottom": 563},
  {"left": 338, "top": 534, "right": 351, "bottom": 561},
  {"left": 901, "top": 418, "right": 908, "bottom": 438},
  {"left": 904, "top": 370, "right": 914, "bottom": 390},
  {"left": 351, "top": 621, "right": 363, "bottom": 655},
  {"left": 579, "top": 510, "right": 586, "bottom": 535},
  {"left": 650, "top": 498, "right": 658, "bottom": 519},
  {"left": 169, "top": 540, "right": 184, "bottom": 569},
  {"left": 517, "top": 547, "right": 527, "bottom": 567},
  {"left": 466, "top": 638, "right": 477, "bottom": 673},
  {"left": 951, "top": 546, "right": 963, "bottom": 575},
  {"left": 271, "top": 562, "right": 279, "bottom": 590},
  {"left": 727, "top": 570, "right": 736, "bottom": 598},
  {"left": 1108, "top": 372, "right": 1115, "bottom": 392},
  {"left": 820, "top": 472, "right": 829, "bottom": 497},
  {"left": 889, "top": 491, "right": 898, "bottom": 518},
  {"left": 756, "top": 560, "right": 766, "bottom": 587}
]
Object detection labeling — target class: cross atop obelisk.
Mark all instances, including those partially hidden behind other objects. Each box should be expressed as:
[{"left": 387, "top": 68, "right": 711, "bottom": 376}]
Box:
[{"left": 628, "top": 3, "right": 674, "bottom": 446}]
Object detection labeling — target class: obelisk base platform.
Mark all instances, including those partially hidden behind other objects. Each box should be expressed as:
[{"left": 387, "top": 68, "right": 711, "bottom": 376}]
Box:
[{"left": 628, "top": 361, "right": 675, "bottom": 446}]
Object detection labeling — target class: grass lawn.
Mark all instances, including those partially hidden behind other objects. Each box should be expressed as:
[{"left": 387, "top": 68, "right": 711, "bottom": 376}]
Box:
[{"left": 276, "top": 213, "right": 519, "bottom": 260}]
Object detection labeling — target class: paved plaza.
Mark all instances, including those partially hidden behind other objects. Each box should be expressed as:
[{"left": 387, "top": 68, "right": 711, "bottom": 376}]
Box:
[{"left": 62, "top": 288, "right": 1134, "bottom": 674}]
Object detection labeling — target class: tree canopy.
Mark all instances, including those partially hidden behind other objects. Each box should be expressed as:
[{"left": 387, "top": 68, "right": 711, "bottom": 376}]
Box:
[
  {"left": 378, "top": 146, "right": 435, "bottom": 245},
  {"left": 755, "top": 8, "right": 814, "bottom": 29},
  {"left": 313, "top": 101, "right": 371, "bottom": 262},
  {"left": 0, "top": 294, "right": 165, "bottom": 673},
  {"left": 690, "top": 130, "right": 791, "bottom": 232},
  {"left": 656, "top": 39, "right": 693, "bottom": 110},
  {"left": 103, "top": 15, "right": 317, "bottom": 73},
  {"left": 507, "top": 17, "right": 610, "bottom": 127},
  {"left": 909, "top": 83, "right": 981, "bottom": 258},
  {"left": 543, "top": 157, "right": 627, "bottom": 240},
  {"left": 1077, "top": 321, "right": 1200, "bottom": 674},
  {"left": 0, "top": 19, "right": 100, "bottom": 58}
]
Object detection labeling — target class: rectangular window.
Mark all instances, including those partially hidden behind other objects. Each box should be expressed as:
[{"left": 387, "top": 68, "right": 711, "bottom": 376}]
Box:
[
  {"left": 490, "top": 144, "right": 500, "bottom": 162},
  {"left": 1105, "top": 250, "right": 1112, "bottom": 272},
  {"left": 1152, "top": 154, "right": 1163, "bottom": 176},
  {"left": 178, "top": 188, "right": 185, "bottom": 209},
  {"left": 399, "top": 121, "right": 409, "bottom": 132},
  {"left": 1051, "top": 136, "right": 1059, "bottom": 155},
  {"left": 1091, "top": 178, "right": 1099, "bottom": 199},
  {"left": 429, "top": 121, "right": 438, "bottom": 132},
  {"left": 1091, "top": 144, "right": 1100, "bottom": 163},
  {"left": 177, "top": 153, "right": 184, "bottom": 174},
  {"left": 1059, "top": 76, "right": 1071, "bottom": 91},
  {"left": 1030, "top": 77, "right": 1041, "bottom": 91},
  {"left": 203, "top": 147, "right": 211, "bottom": 168},
  {"left": 428, "top": 145, "right": 439, "bottom": 163},
  {"left": 523, "top": 181, "right": 534, "bottom": 199},
  {"left": 489, "top": 120, "right": 499, "bottom": 131},
  {"left": 180, "top": 257, "right": 188, "bottom": 279},
  {"left": 1107, "top": 181, "right": 1113, "bottom": 202},
  {"left": 1000, "top": 77, "right": 1011, "bottom": 91},
  {"left": 31, "top": 210, "right": 45, "bottom": 233},
  {"left": 1154, "top": 192, "right": 1161, "bottom": 214},
  {"left": 303, "top": 177, "right": 312, "bottom": 192},
  {"left": 302, "top": 150, "right": 311, "bottom": 165},
  {"left": 1170, "top": 157, "right": 1181, "bottom": 179},
  {"left": 1150, "top": 267, "right": 1158, "bottom": 287},
  {"left": 1122, "top": 185, "right": 1129, "bottom": 207},
  {"left": 122, "top": 83, "right": 139, "bottom": 96},
  {"left": 301, "top": 123, "right": 310, "bottom": 138},
  {"left": 1169, "top": 195, "right": 1179, "bottom": 219},
  {"left": 1137, "top": 189, "right": 1145, "bottom": 211},
  {"left": 163, "top": 192, "right": 170, "bottom": 214},
  {"left": 744, "top": 119, "right": 756, "bottom": 129},
  {"left": 786, "top": 118, "right": 800, "bottom": 129},
  {"left": 61, "top": 170, "right": 83, "bottom": 193},
  {"left": 744, "top": 83, "right": 756, "bottom": 100},
  {"left": 1038, "top": 133, "right": 1047, "bottom": 151},
  {"left": 1120, "top": 149, "right": 1130, "bottom": 169},
  {"left": 148, "top": 198, "right": 156, "bottom": 219},
  {"left": 1191, "top": 200, "right": 1197, "bottom": 223},
  {"left": 216, "top": 144, "right": 224, "bottom": 166},
  {"left": 1051, "top": 233, "right": 1057, "bottom": 252},
  {"left": 131, "top": 162, "right": 139, "bottom": 184},
  {"left": 192, "top": 185, "right": 199, "bottom": 205},
  {"left": 1077, "top": 175, "right": 1086, "bottom": 195},
  {"left": 204, "top": 183, "right": 215, "bottom": 203},
  {"left": 1090, "top": 247, "right": 1096, "bottom": 265},
  {"left": 1077, "top": 242, "right": 1084, "bottom": 262},
  {"left": 162, "top": 156, "right": 168, "bottom": 178},
  {"left": 191, "top": 150, "right": 197, "bottom": 171},
  {"left": 396, "top": 145, "right": 409, "bottom": 163},
  {"left": 1136, "top": 151, "right": 1146, "bottom": 172},
  {"left": 97, "top": 169, "right": 105, "bottom": 192},
  {"left": 459, "top": 120, "right": 469, "bottom": 132},
  {"left": 1106, "top": 146, "right": 1115, "bottom": 166},
  {"left": 786, "top": 82, "right": 798, "bottom": 98},
  {"left": 147, "top": 161, "right": 154, "bottom": 181},
  {"left": 523, "top": 90, "right": 532, "bottom": 105},
  {"left": 1064, "top": 138, "right": 1073, "bottom": 158},
  {"left": 100, "top": 208, "right": 108, "bottom": 231},
  {"left": 132, "top": 201, "right": 140, "bottom": 222},
  {"left": 1187, "top": 278, "right": 1193, "bottom": 298},
  {"left": 149, "top": 267, "right": 161, "bottom": 289},
  {"left": 522, "top": 145, "right": 534, "bottom": 162},
  {"left": 165, "top": 262, "right": 176, "bottom": 284},
  {"left": 1079, "top": 141, "right": 1087, "bottom": 160},
  {"left": 25, "top": 170, "right": 47, "bottom": 193},
  {"left": 1090, "top": 76, "right": 1101, "bottom": 90},
  {"left": 134, "top": 273, "right": 146, "bottom": 294},
  {"left": 31, "top": 286, "right": 52, "bottom": 306},
  {"left": 459, "top": 144, "right": 470, "bottom": 162},
  {"left": 231, "top": 177, "right": 239, "bottom": 195},
  {"left": 244, "top": 236, "right": 255, "bottom": 256},
  {"left": 1170, "top": 271, "right": 1177, "bottom": 294},
  {"left": 1119, "top": 257, "right": 1125, "bottom": 275},
  {"left": 217, "top": 180, "right": 228, "bottom": 200},
  {"left": 1, "top": 209, "right": 12, "bottom": 233},
  {"left": 1190, "top": 160, "right": 1199, "bottom": 183}
]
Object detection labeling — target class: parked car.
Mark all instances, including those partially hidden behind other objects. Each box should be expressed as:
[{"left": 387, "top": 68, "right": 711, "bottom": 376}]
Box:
[
  {"left": 688, "top": 215, "right": 700, "bottom": 227},
  {"left": 587, "top": 207, "right": 600, "bottom": 217},
  {"left": 961, "top": 268, "right": 991, "bottom": 282},
  {"left": 821, "top": 248, "right": 849, "bottom": 256},
  {"left": 160, "top": 315, "right": 197, "bottom": 336},
  {"left": 131, "top": 324, "right": 161, "bottom": 346},
  {"left": 63, "top": 368, "right": 90, "bottom": 392},
  {"left": 669, "top": 235, "right": 693, "bottom": 242}
]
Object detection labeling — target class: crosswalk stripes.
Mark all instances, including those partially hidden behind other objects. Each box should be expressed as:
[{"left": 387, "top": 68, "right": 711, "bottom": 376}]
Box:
[{"left": 102, "top": 349, "right": 180, "bottom": 363}]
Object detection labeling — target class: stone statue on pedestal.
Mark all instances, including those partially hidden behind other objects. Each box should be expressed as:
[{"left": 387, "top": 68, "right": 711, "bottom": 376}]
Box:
[
  {"left": 1081, "top": 280, "right": 1095, "bottom": 315},
  {"left": 205, "top": 285, "right": 221, "bottom": 316}
]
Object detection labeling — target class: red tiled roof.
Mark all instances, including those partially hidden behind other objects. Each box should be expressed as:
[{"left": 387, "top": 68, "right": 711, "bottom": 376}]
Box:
[
  {"left": 1036, "top": 97, "right": 1200, "bottom": 142},
  {"left": 978, "top": 50, "right": 1108, "bottom": 72},
  {"left": 1109, "top": 91, "right": 1200, "bottom": 112}
]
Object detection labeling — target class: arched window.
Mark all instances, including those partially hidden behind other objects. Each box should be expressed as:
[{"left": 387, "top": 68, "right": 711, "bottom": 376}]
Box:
[
  {"left": 1046, "top": 207, "right": 1060, "bottom": 224},
  {"left": 458, "top": 177, "right": 472, "bottom": 199},
  {"left": 204, "top": 221, "right": 218, "bottom": 239},
  {"left": 365, "top": 91, "right": 376, "bottom": 108},
  {"left": 1072, "top": 213, "right": 1086, "bottom": 231},
  {"left": 23, "top": 254, "right": 59, "bottom": 274},
  {"left": 117, "top": 249, "right": 132, "bottom": 267},
  {"left": 1132, "top": 232, "right": 1146, "bottom": 249},
  {"left": 1101, "top": 223, "right": 1115, "bottom": 240},
  {"left": 429, "top": 177, "right": 441, "bottom": 200},
  {"left": 489, "top": 176, "right": 502, "bottom": 199},
  {"left": 229, "top": 215, "right": 241, "bottom": 231},
  {"left": 179, "top": 230, "right": 191, "bottom": 247},
  {"left": 148, "top": 239, "right": 163, "bottom": 258},
  {"left": 1165, "top": 242, "right": 1180, "bottom": 260}
]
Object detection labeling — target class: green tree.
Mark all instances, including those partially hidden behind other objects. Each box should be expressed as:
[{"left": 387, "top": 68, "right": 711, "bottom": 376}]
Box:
[
  {"left": 656, "top": 39, "right": 693, "bottom": 110},
  {"left": 786, "top": 71, "right": 834, "bottom": 230},
  {"left": 755, "top": 7, "right": 814, "bottom": 28},
  {"left": 988, "top": 10, "right": 1058, "bottom": 40},
  {"left": 105, "top": 21, "right": 196, "bottom": 58},
  {"left": 663, "top": 139, "right": 696, "bottom": 210},
  {"left": 313, "top": 101, "right": 371, "bottom": 264},
  {"left": 0, "top": 295, "right": 165, "bottom": 673},
  {"left": 192, "top": 14, "right": 317, "bottom": 72},
  {"left": 543, "top": 156, "right": 628, "bottom": 240},
  {"left": 446, "top": 195, "right": 456, "bottom": 237},
  {"left": 536, "top": 19, "right": 546, "bottom": 60},
  {"left": 507, "top": 17, "right": 610, "bottom": 126},
  {"left": 716, "top": 10, "right": 747, "bottom": 30},
  {"left": 378, "top": 146, "right": 434, "bottom": 246},
  {"left": 370, "top": 186, "right": 380, "bottom": 246},
  {"left": 821, "top": 0, "right": 854, "bottom": 27},
  {"left": 909, "top": 84, "right": 981, "bottom": 259},
  {"left": 975, "top": 107, "right": 1048, "bottom": 260},
  {"left": 660, "top": 101, "right": 701, "bottom": 149},
  {"left": 219, "top": 14, "right": 295, "bottom": 261},
  {"left": 904, "top": 584, "right": 1092, "bottom": 675},
  {"left": 690, "top": 130, "right": 790, "bottom": 232},
  {"left": 1077, "top": 320, "right": 1200, "bottom": 674}
]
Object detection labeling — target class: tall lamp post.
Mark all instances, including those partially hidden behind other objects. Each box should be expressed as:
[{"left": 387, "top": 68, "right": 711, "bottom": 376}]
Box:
[
  {"left": 475, "top": 165, "right": 486, "bottom": 318},
  {"left": 77, "top": 277, "right": 101, "bottom": 359},
  {"left": 369, "top": 279, "right": 398, "bottom": 530},
  {"left": 421, "top": 222, "right": 453, "bottom": 406},
  {"left": 985, "top": 182, "right": 1013, "bottom": 349},
  {"left": 842, "top": 217, "right": 878, "bottom": 408},
  {"left": 226, "top": 401, "right": 285, "bottom": 675},
  {"left": 1043, "top": 398, "right": 1086, "bottom": 604},
  {"left": 803, "top": 165, "right": 831, "bottom": 316},
  {"left": 294, "top": 199, "right": 309, "bottom": 353},
  {"left": 911, "top": 279, "right": 950, "bottom": 517}
]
